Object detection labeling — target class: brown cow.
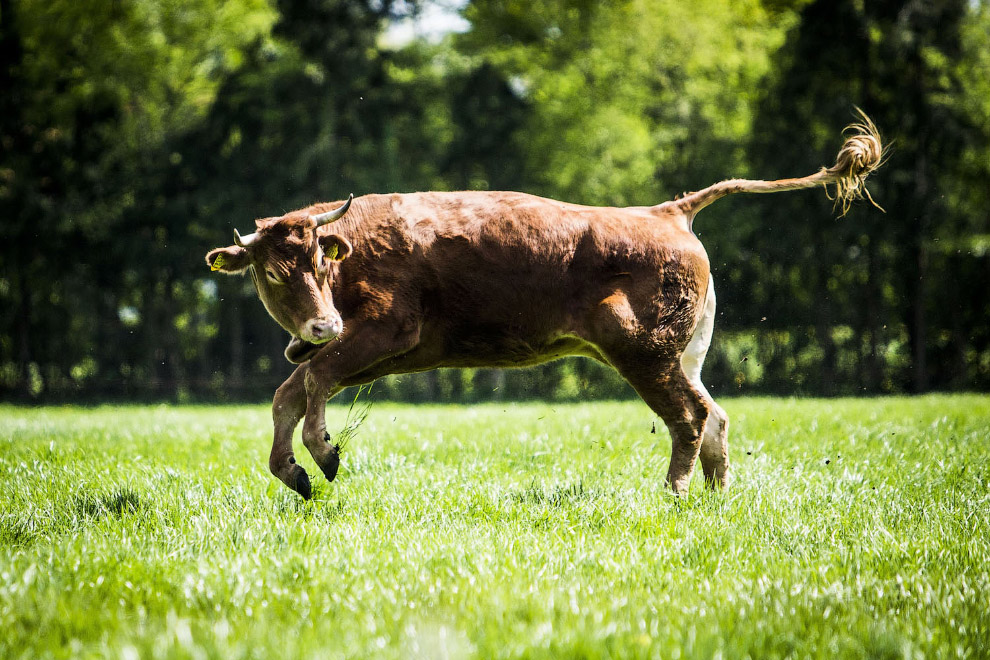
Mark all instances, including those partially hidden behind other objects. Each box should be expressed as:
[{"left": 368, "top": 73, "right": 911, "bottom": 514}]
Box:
[{"left": 207, "top": 114, "right": 882, "bottom": 500}]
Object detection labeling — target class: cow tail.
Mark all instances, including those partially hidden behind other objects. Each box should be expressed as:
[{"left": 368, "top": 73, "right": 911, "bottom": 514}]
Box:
[{"left": 661, "top": 109, "right": 884, "bottom": 222}]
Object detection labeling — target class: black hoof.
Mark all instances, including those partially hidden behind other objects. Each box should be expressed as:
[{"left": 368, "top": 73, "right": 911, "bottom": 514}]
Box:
[
  {"left": 320, "top": 447, "right": 340, "bottom": 483},
  {"left": 293, "top": 469, "right": 313, "bottom": 500}
]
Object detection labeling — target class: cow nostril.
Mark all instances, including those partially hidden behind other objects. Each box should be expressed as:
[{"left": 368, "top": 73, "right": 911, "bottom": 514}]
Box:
[{"left": 308, "top": 319, "right": 340, "bottom": 340}]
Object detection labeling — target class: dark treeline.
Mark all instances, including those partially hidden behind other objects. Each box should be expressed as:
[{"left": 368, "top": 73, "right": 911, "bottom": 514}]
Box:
[{"left": 2, "top": 0, "right": 988, "bottom": 403}]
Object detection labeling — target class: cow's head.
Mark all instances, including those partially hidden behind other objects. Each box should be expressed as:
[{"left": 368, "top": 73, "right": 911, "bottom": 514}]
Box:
[{"left": 205, "top": 195, "right": 355, "bottom": 363}]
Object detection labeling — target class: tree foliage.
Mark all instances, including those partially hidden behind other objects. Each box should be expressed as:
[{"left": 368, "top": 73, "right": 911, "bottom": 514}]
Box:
[{"left": 1, "top": 0, "right": 988, "bottom": 401}]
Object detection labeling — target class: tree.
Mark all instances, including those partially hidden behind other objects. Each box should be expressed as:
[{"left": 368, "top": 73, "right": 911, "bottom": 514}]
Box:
[
  {"left": 0, "top": 0, "right": 276, "bottom": 398},
  {"left": 739, "top": 0, "right": 990, "bottom": 393}
]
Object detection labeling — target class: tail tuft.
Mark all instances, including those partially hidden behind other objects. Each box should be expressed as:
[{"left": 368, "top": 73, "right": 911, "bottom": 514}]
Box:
[
  {"left": 661, "top": 107, "right": 884, "bottom": 220},
  {"left": 824, "top": 109, "right": 884, "bottom": 215}
]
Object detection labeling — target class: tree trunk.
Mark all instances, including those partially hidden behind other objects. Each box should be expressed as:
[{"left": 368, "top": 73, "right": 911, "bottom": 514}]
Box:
[
  {"left": 491, "top": 370, "right": 505, "bottom": 401},
  {"left": 910, "top": 144, "right": 931, "bottom": 394},
  {"left": 911, "top": 241, "right": 928, "bottom": 393},
  {"left": 865, "top": 238, "right": 884, "bottom": 391},
  {"left": 814, "top": 273, "right": 836, "bottom": 396},
  {"left": 425, "top": 370, "right": 440, "bottom": 402},
  {"left": 15, "top": 266, "right": 33, "bottom": 398},
  {"left": 230, "top": 300, "right": 245, "bottom": 394}
]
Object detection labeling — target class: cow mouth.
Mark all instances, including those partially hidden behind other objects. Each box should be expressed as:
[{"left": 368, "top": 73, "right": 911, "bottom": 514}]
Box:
[{"left": 284, "top": 336, "right": 323, "bottom": 363}]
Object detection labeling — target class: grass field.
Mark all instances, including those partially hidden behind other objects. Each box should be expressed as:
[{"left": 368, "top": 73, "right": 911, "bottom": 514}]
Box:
[{"left": 1, "top": 395, "right": 988, "bottom": 659}]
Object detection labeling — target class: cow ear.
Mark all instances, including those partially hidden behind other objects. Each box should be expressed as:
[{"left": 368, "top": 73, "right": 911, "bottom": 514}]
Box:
[
  {"left": 206, "top": 246, "right": 251, "bottom": 274},
  {"left": 319, "top": 234, "right": 353, "bottom": 262}
]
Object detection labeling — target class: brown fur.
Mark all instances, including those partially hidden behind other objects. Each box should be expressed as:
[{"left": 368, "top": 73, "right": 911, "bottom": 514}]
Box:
[{"left": 206, "top": 115, "right": 882, "bottom": 500}]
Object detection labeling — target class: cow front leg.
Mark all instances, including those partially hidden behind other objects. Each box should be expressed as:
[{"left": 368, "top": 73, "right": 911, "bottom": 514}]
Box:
[
  {"left": 270, "top": 365, "right": 314, "bottom": 499},
  {"left": 297, "top": 321, "right": 421, "bottom": 489},
  {"left": 301, "top": 370, "right": 344, "bottom": 484}
]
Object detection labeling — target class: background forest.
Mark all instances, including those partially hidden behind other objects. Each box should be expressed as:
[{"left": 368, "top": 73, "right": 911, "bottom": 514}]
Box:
[{"left": 2, "top": 0, "right": 989, "bottom": 402}]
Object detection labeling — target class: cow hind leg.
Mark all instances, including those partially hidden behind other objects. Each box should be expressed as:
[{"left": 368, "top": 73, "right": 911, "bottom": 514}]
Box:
[
  {"left": 608, "top": 353, "right": 710, "bottom": 495},
  {"left": 680, "top": 275, "right": 730, "bottom": 490},
  {"left": 591, "top": 286, "right": 712, "bottom": 494}
]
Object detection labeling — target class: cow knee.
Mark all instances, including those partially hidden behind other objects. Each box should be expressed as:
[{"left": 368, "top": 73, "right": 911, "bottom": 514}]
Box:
[
  {"left": 301, "top": 421, "right": 340, "bottom": 483},
  {"left": 269, "top": 453, "right": 293, "bottom": 477},
  {"left": 703, "top": 404, "right": 727, "bottom": 441},
  {"left": 662, "top": 412, "right": 704, "bottom": 445},
  {"left": 659, "top": 379, "right": 708, "bottom": 427},
  {"left": 699, "top": 415, "right": 727, "bottom": 462},
  {"left": 273, "top": 376, "right": 307, "bottom": 424},
  {"left": 700, "top": 404, "right": 730, "bottom": 489},
  {"left": 681, "top": 392, "right": 710, "bottom": 441},
  {"left": 301, "top": 424, "right": 323, "bottom": 450}
]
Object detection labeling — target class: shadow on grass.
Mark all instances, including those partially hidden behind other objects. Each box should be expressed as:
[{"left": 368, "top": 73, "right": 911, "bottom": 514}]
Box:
[
  {"left": 0, "top": 517, "right": 38, "bottom": 547},
  {"left": 75, "top": 487, "right": 142, "bottom": 520},
  {"left": 509, "top": 480, "right": 592, "bottom": 508}
]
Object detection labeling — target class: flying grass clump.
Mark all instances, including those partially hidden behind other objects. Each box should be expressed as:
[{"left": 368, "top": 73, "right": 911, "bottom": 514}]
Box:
[{"left": 320, "top": 385, "right": 374, "bottom": 482}]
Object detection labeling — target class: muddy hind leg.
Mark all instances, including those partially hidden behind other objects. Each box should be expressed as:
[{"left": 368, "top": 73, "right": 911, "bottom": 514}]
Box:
[
  {"left": 613, "top": 356, "right": 710, "bottom": 494},
  {"left": 697, "top": 398, "right": 729, "bottom": 490},
  {"left": 680, "top": 275, "right": 730, "bottom": 490}
]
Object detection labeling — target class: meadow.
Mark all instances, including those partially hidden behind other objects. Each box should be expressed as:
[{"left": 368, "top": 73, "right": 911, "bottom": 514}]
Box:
[{"left": 1, "top": 395, "right": 988, "bottom": 659}]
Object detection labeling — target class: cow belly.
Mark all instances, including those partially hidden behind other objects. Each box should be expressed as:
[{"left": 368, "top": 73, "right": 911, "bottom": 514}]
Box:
[
  {"left": 337, "top": 325, "right": 607, "bottom": 388},
  {"left": 440, "top": 332, "right": 602, "bottom": 369}
]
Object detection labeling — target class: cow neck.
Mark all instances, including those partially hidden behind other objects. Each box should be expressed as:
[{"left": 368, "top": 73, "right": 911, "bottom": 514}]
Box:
[{"left": 319, "top": 206, "right": 359, "bottom": 240}]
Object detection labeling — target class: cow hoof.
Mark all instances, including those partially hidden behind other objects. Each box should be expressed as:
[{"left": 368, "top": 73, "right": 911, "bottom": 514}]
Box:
[
  {"left": 314, "top": 432, "right": 342, "bottom": 482},
  {"left": 293, "top": 469, "right": 313, "bottom": 500},
  {"left": 320, "top": 447, "right": 340, "bottom": 483}
]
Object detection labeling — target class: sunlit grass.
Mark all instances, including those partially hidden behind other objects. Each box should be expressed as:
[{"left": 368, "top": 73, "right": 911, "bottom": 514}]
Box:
[{"left": 1, "top": 395, "right": 988, "bottom": 659}]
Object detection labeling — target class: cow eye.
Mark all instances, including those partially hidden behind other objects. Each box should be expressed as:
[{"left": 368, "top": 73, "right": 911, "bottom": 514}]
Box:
[{"left": 265, "top": 269, "right": 283, "bottom": 284}]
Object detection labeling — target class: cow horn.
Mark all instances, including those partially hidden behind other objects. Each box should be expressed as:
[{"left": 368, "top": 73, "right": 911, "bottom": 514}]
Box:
[
  {"left": 233, "top": 228, "right": 259, "bottom": 247},
  {"left": 310, "top": 193, "right": 354, "bottom": 226}
]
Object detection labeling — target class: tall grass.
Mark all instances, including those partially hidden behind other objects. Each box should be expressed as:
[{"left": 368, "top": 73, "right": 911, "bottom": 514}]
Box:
[{"left": 1, "top": 395, "right": 988, "bottom": 658}]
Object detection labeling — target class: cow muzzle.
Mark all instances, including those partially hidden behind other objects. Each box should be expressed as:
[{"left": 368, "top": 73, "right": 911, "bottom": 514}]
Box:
[{"left": 301, "top": 317, "right": 343, "bottom": 344}]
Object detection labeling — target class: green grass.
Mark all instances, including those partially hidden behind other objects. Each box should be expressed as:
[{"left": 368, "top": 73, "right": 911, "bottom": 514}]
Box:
[{"left": 1, "top": 395, "right": 988, "bottom": 659}]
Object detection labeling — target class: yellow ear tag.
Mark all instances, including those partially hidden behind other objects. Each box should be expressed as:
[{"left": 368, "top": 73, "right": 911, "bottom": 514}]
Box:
[
  {"left": 211, "top": 253, "right": 225, "bottom": 271},
  {"left": 326, "top": 243, "right": 339, "bottom": 260}
]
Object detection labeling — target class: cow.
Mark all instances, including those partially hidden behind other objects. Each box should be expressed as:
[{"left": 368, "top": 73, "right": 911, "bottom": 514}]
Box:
[{"left": 206, "top": 113, "right": 882, "bottom": 500}]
